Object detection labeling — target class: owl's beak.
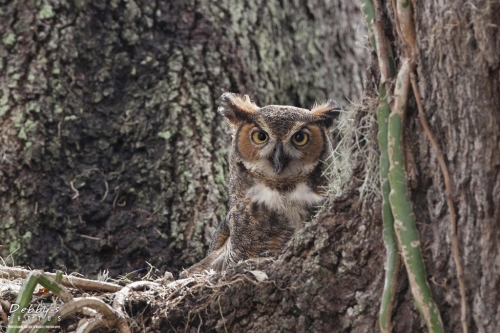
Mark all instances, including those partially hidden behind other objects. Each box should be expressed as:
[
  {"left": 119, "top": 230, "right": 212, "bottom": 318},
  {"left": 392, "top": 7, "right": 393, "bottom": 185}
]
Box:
[{"left": 271, "top": 142, "right": 288, "bottom": 174}]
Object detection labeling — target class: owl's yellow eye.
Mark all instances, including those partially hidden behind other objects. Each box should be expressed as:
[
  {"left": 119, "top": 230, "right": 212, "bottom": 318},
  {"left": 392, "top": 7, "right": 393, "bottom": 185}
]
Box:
[
  {"left": 291, "top": 131, "right": 309, "bottom": 146},
  {"left": 251, "top": 131, "right": 268, "bottom": 144}
]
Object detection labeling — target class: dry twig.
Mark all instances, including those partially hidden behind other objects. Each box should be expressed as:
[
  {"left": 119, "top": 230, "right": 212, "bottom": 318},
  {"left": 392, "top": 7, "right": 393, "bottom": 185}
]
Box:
[{"left": 410, "top": 74, "right": 467, "bottom": 333}]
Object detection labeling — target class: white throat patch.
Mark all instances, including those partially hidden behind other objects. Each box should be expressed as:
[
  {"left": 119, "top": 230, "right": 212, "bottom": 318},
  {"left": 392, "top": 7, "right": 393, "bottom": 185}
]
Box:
[{"left": 246, "top": 182, "right": 324, "bottom": 228}]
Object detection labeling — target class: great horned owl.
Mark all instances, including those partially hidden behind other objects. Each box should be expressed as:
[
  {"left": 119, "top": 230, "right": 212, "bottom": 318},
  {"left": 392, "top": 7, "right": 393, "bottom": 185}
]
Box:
[{"left": 183, "top": 92, "right": 339, "bottom": 275}]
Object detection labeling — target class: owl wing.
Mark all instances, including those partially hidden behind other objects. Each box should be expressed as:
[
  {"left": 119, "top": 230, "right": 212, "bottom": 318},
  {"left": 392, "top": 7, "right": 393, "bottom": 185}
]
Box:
[
  {"left": 179, "top": 215, "right": 231, "bottom": 277},
  {"left": 208, "top": 216, "right": 230, "bottom": 253}
]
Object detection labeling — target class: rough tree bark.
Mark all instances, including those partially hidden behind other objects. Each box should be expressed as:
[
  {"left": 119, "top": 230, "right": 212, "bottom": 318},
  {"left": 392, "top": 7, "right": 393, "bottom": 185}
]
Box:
[
  {"left": 0, "top": 0, "right": 366, "bottom": 279},
  {"left": 407, "top": 1, "right": 500, "bottom": 331},
  {"left": 126, "top": 0, "right": 499, "bottom": 332}
]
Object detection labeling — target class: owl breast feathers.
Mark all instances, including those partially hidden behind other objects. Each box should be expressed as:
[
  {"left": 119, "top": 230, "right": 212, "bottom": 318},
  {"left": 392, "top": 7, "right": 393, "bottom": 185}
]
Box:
[{"left": 182, "top": 92, "right": 339, "bottom": 276}]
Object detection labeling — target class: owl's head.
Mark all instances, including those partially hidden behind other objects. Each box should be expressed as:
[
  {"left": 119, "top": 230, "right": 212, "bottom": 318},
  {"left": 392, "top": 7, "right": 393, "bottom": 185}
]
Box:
[{"left": 218, "top": 92, "right": 339, "bottom": 180}]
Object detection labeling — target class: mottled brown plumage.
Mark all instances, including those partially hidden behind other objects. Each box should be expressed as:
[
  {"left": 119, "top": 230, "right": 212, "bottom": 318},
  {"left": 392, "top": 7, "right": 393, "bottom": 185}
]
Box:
[{"left": 182, "top": 93, "right": 339, "bottom": 276}]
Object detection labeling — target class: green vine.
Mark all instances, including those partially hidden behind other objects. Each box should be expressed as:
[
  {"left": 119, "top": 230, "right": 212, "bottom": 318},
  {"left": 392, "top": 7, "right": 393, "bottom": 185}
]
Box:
[
  {"left": 361, "top": 0, "right": 399, "bottom": 331},
  {"left": 388, "top": 60, "right": 444, "bottom": 332},
  {"left": 361, "top": 0, "right": 445, "bottom": 331},
  {"left": 377, "top": 84, "right": 399, "bottom": 333}
]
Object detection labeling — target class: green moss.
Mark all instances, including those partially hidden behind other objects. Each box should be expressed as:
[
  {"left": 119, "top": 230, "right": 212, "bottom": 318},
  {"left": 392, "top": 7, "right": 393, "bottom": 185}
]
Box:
[
  {"left": 22, "top": 231, "right": 32, "bottom": 240},
  {"left": 52, "top": 81, "right": 65, "bottom": 96},
  {"left": 181, "top": 126, "right": 194, "bottom": 137},
  {"left": 346, "top": 304, "right": 364, "bottom": 317},
  {"left": 18, "top": 127, "right": 27, "bottom": 140},
  {"left": 2, "top": 32, "right": 15, "bottom": 47},
  {"left": 140, "top": 56, "right": 153, "bottom": 65},
  {"left": 38, "top": 4, "right": 55, "bottom": 20},
  {"left": 92, "top": 92, "right": 103, "bottom": 103},
  {"left": 64, "top": 115, "right": 77, "bottom": 121},
  {"left": 9, "top": 239, "right": 20, "bottom": 254},
  {"left": 214, "top": 160, "right": 228, "bottom": 184},
  {"left": 24, "top": 119, "right": 36, "bottom": 133},
  {"left": 0, "top": 105, "right": 9, "bottom": 117},
  {"left": 158, "top": 130, "right": 172, "bottom": 140},
  {"left": 13, "top": 109, "right": 24, "bottom": 127},
  {"left": 122, "top": 29, "right": 139, "bottom": 45},
  {"left": 26, "top": 101, "right": 41, "bottom": 113},
  {"left": 103, "top": 87, "right": 114, "bottom": 97},
  {"left": 10, "top": 73, "right": 21, "bottom": 83},
  {"left": 301, "top": 277, "right": 321, "bottom": 297},
  {"left": 0, "top": 87, "right": 9, "bottom": 106},
  {"left": 4, "top": 216, "right": 15, "bottom": 228},
  {"left": 98, "top": 139, "right": 110, "bottom": 150}
]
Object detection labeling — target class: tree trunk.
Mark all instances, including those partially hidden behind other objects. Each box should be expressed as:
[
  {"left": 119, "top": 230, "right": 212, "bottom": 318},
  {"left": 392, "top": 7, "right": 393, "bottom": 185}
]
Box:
[
  {"left": 126, "top": 1, "right": 500, "bottom": 332},
  {"left": 406, "top": 1, "right": 500, "bottom": 331},
  {"left": 0, "top": 0, "right": 367, "bottom": 280}
]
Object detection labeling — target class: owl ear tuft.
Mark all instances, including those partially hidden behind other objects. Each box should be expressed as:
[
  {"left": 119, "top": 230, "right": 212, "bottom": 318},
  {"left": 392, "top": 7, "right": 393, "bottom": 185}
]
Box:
[
  {"left": 218, "top": 92, "right": 259, "bottom": 125},
  {"left": 310, "top": 100, "right": 340, "bottom": 128}
]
